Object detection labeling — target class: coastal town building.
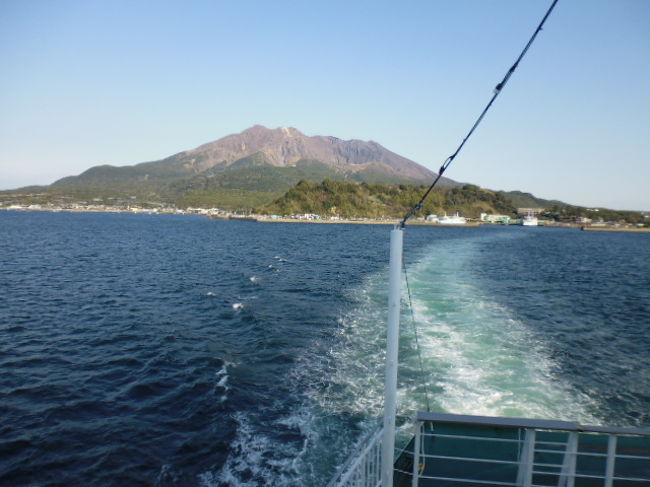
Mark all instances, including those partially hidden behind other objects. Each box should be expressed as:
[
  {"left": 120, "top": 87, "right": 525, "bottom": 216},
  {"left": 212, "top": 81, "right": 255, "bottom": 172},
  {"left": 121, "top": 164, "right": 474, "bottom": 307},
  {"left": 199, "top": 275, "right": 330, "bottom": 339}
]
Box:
[{"left": 480, "top": 213, "right": 511, "bottom": 224}]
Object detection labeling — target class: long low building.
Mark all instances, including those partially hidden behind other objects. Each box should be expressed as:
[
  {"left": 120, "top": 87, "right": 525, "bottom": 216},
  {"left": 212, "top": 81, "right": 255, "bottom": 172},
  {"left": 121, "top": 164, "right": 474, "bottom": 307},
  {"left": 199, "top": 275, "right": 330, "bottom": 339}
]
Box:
[{"left": 480, "top": 213, "right": 511, "bottom": 223}]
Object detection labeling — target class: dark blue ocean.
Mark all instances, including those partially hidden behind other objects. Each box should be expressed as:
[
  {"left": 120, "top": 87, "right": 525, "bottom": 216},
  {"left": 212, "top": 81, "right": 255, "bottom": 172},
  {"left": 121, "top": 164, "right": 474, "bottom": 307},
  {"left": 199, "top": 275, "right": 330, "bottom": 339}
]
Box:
[{"left": 1, "top": 211, "right": 649, "bottom": 486}]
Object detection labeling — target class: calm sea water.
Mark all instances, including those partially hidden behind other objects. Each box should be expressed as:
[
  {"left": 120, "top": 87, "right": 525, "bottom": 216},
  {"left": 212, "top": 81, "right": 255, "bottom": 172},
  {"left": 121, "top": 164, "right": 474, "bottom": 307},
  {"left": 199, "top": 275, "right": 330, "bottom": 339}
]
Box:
[{"left": 1, "top": 211, "right": 648, "bottom": 486}]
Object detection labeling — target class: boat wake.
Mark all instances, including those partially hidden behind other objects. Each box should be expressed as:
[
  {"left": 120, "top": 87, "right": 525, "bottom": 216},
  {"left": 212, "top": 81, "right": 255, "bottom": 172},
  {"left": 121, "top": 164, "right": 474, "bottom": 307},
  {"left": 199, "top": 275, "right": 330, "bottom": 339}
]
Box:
[
  {"left": 201, "top": 231, "right": 602, "bottom": 486},
  {"left": 199, "top": 406, "right": 320, "bottom": 487},
  {"left": 303, "top": 233, "right": 600, "bottom": 466}
]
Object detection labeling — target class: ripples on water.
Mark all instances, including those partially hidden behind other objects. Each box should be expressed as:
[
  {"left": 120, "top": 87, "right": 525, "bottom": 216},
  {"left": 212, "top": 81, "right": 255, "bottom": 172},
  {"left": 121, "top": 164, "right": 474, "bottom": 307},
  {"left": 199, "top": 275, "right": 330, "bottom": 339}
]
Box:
[{"left": 1, "top": 212, "right": 648, "bottom": 486}]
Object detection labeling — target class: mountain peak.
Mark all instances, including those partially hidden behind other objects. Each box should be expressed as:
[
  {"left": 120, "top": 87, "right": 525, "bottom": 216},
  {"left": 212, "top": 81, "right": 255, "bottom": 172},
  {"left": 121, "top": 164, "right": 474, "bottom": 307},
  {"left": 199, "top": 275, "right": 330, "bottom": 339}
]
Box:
[
  {"left": 53, "top": 125, "right": 441, "bottom": 187},
  {"left": 177, "top": 125, "right": 438, "bottom": 180},
  {"left": 279, "top": 126, "right": 301, "bottom": 137},
  {"left": 238, "top": 125, "right": 304, "bottom": 138},
  {"left": 242, "top": 124, "right": 270, "bottom": 133}
]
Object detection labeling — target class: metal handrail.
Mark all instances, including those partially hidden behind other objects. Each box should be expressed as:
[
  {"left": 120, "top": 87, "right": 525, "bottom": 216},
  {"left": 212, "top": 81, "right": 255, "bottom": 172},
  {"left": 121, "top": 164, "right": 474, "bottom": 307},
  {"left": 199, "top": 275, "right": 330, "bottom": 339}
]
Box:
[
  {"left": 409, "top": 413, "right": 650, "bottom": 487},
  {"left": 326, "top": 426, "right": 383, "bottom": 487},
  {"left": 325, "top": 413, "right": 650, "bottom": 487},
  {"left": 415, "top": 411, "right": 650, "bottom": 436}
]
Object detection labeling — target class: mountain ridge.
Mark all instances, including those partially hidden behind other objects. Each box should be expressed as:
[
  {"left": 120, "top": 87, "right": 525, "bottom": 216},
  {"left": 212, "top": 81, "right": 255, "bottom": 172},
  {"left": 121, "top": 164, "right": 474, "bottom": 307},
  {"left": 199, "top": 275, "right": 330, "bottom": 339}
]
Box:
[
  {"left": 6, "top": 126, "right": 642, "bottom": 220},
  {"left": 52, "top": 125, "right": 442, "bottom": 187}
]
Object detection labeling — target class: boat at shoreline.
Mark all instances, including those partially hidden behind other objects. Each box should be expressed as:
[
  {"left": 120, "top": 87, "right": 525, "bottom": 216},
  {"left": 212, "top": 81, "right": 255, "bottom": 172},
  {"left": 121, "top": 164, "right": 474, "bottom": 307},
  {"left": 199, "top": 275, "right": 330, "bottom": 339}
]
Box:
[
  {"left": 521, "top": 211, "right": 539, "bottom": 226},
  {"left": 437, "top": 213, "right": 467, "bottom": 225}
]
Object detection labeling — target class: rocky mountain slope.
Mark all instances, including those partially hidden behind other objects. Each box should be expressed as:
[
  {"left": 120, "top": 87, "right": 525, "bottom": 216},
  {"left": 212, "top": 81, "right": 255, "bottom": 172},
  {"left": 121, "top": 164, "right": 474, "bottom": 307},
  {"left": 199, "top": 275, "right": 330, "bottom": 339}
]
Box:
[{"left": 53, "top": 125, "right": 442, "bottom": 187}]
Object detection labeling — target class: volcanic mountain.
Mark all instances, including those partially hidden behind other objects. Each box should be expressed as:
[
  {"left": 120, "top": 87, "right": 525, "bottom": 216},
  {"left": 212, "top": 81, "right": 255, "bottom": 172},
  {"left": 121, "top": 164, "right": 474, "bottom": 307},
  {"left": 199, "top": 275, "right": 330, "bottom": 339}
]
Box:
[
  {"left": 3, "top": 126, "right": 595, "bottom": 215},
  {"left": 53, "top": 125, "right": 441, "bottom": 187}
]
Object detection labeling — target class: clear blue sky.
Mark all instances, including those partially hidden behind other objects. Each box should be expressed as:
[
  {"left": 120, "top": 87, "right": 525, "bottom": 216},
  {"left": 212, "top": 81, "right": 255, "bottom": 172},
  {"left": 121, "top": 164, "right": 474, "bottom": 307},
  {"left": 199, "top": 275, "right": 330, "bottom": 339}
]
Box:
[{"left": 1, "top": 0, "right": 648, "bottom": 210}]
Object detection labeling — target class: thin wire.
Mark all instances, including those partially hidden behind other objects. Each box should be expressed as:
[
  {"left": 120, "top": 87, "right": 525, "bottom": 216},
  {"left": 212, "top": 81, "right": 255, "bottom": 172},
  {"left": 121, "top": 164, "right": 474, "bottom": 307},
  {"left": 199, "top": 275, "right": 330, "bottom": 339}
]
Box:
[
  {"left": 403, "top": 263, "right": 432, "bottom": 412},
  {"left": 400, "top": 0, "right": 560, "bottom": 227}
]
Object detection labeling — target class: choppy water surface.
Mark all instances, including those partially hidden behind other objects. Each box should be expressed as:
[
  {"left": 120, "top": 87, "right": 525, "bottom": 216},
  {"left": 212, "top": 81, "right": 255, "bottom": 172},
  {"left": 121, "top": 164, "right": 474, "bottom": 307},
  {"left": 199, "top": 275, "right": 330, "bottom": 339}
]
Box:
[{"left": 1, "top": 212, "right": 648, "bottom": 486}]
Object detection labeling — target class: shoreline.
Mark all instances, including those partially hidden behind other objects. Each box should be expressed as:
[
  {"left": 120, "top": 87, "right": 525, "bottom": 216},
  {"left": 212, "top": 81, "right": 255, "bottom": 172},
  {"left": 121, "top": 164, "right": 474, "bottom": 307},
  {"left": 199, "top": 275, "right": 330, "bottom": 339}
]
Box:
[
  {"left": 2, "top": 208, "right": 648, "bottom": 232},
  {"left": 254, "top": 217, "right": 480, "bottom": 227},
  {"left": 581, "top": 226, "right": 650, "bottom": 233}
]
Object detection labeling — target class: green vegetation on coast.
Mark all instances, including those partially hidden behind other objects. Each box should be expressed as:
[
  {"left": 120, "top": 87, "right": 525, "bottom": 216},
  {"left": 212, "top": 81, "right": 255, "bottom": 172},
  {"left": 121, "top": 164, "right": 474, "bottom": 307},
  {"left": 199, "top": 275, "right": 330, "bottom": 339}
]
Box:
[
  {"left": 3, "top": 176, "right": 647, "bottom": 226},
  {"left": 540, "top": 204, "right": 646, "bottom": 225},
  {"left": 259, "top": 180, "right": 515, "bottom": 219},
  {"left": 257, "top": 179, "right": 648, "bottom": 225},
  {"left": 0, "top": 157, "right": 439, "bottom": 212}
]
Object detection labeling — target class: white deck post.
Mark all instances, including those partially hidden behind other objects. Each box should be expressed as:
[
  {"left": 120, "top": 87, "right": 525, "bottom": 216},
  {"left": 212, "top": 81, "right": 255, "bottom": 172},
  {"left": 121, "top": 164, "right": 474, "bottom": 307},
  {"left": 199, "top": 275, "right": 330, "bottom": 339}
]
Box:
[
  {"left": 604, "top": 435, "right": 617, "bottom": 487},
  {"left": 382, "top": 226, "right": 403, "bottom": 487},
  {"left": 558, "top": 432, "right": 578, "bottom": 487},
  {"left": 412, "top": 421, "right": 421, "bottom": 487},
  {"left": 517, "top": 429, "right": 536, "bottom": 487}
]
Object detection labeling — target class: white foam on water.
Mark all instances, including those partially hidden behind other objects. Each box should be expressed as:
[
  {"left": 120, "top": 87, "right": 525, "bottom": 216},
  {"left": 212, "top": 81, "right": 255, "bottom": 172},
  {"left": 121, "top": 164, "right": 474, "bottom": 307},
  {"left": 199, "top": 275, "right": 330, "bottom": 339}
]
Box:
[
  {"left": 307, "top": 235, "right": 598, "bottom": 425},
  {"left": 213, "top": 362, "right": 232, "bottom": 403},
  {"left": 404, "top": 239, "right": 598, "bottom": 422},
  {"left": 202, "top": 232, "right": 602, "bottom": 486},
  {"left": 306, "top": 274, "right": 387, "bottom": 417},
  {"left": 199, "top": 409, "right": 317, "bottom": 487},
  {"left": 199, "top": 412, "right": 279, "bottom": 487},
  {"left": 215, "top": 363, "right": 230, "bottom": 390},
  {"left": 200, "top": 326, "right": 381, "bottom": 486}
]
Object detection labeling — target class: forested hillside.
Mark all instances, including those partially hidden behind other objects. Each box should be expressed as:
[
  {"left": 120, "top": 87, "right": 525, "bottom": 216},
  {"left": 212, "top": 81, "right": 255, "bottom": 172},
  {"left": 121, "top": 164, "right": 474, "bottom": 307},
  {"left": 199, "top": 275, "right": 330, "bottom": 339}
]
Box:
[{"left": 260, "top": 180, "right": 515, "bottom": 219}]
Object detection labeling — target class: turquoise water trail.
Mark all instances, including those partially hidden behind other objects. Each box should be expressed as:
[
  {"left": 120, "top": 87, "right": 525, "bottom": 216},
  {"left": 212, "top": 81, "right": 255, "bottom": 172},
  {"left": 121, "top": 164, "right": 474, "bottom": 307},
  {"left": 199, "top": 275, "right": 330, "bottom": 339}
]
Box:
[
  {"left": 401, "top": 230, "right": 598, "bottom": 421},
  {"left": 303, "top": 229, "right": 601, "bottom": 468}
]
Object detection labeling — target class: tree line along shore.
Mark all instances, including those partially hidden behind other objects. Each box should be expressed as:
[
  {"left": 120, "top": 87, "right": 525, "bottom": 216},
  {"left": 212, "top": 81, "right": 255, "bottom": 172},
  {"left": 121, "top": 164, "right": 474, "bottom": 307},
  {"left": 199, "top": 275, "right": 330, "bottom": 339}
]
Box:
[{"left": 1, "top": 179, "right": 648, "bottom": 229}]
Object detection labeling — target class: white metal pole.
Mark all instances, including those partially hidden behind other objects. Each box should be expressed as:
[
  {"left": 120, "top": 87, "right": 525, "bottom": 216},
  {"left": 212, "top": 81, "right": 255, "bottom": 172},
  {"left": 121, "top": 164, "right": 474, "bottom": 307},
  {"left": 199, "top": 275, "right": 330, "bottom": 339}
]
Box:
[
  {"left": 412, "top": 421, "right": 421, "bottom": 487},
  {"left": 382, "top": 226, "right": 403, "bottom": 487},
  {"left": 604, "top": 435, "right": 617, "bottom": 487}
]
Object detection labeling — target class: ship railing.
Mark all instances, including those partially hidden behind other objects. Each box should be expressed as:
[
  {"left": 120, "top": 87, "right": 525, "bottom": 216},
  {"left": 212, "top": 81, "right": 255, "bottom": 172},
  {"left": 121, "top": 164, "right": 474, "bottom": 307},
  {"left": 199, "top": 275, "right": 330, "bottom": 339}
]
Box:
[
  {"left": 395, "top": 412, "right": 650, "bottom": 487},
  {"left": 327, "top": 413, "right": 650, "bottom": 487},
  {"left": 326, "top": 426, "right": 384, "bottom": 487}
]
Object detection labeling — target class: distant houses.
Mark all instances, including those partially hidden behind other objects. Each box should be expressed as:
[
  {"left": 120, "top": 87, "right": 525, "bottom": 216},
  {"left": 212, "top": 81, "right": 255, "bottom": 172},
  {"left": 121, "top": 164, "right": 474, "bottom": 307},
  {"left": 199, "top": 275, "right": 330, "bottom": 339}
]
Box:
[{"left": 480, "top": 213, "right": 511, "bottom": 224}]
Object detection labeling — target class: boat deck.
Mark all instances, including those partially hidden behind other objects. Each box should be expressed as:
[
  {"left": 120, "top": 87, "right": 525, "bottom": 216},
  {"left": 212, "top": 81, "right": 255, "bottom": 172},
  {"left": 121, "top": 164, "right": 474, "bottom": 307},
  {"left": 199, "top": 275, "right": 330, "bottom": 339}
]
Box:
[
  {"left": 394, "top": 413, "right": 650, "bottom": 487},
  {"left": 327, "top": 412, "right": 650, "bottom": 487}
]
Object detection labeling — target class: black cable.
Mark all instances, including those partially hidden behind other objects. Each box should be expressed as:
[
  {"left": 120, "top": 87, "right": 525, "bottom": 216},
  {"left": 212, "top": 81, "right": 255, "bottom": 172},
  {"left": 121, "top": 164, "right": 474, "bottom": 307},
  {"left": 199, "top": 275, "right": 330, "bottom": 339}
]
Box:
[
  {"left": 400, "top": 0, "right": 559, "bottom": 227},
  {"left": 403, "top": 263, "right": 432, "bottom": 412}
]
